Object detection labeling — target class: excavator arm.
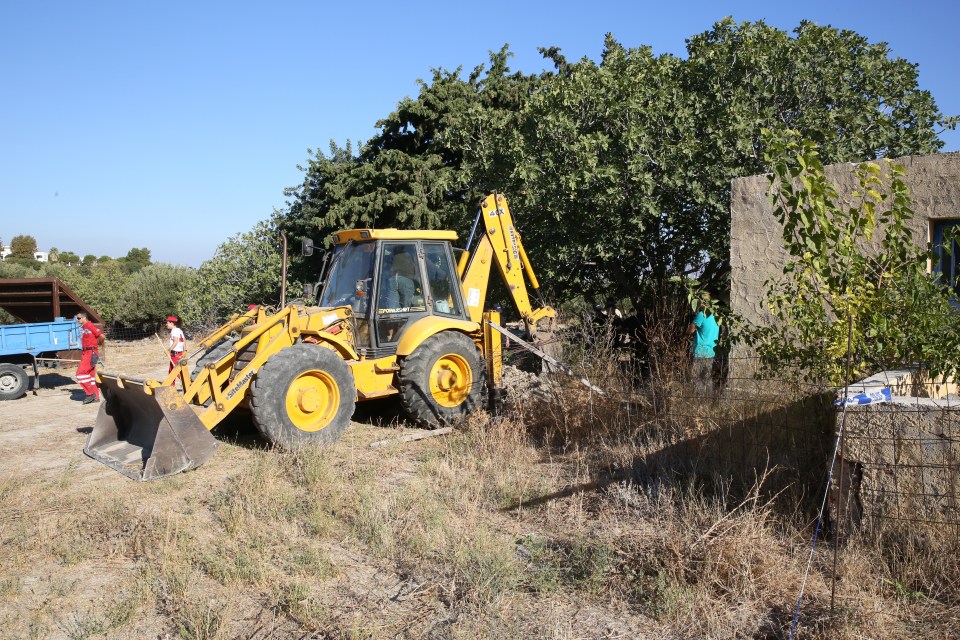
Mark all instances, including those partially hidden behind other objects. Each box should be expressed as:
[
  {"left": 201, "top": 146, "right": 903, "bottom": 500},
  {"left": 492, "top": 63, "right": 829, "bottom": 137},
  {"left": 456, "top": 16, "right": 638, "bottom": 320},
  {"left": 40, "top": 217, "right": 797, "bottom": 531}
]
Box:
[{"left": 458, "top": 193, "right": 556, "bottom": 331}]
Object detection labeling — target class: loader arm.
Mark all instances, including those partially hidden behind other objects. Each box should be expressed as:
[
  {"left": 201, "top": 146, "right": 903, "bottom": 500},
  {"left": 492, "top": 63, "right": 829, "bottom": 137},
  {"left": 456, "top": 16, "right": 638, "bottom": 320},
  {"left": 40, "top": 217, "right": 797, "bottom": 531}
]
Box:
[
  {"left": 189, "top": 305, "right": 264, "bottom": 354},
  {"left": 459, "top": 193, "right": 556, "bottom": 331},
  {"left": 180, "top": 306, "right": 305, "bottom": 429},
  {"left": 87, "top": 305, "right": 323, "bottom": 480}
]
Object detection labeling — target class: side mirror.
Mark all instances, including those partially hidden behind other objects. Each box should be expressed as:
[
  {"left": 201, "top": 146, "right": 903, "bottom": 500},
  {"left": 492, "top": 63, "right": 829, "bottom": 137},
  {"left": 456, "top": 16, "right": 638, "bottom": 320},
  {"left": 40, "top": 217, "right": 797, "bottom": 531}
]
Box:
[
  {"left": 303, "top": 283, "right": 314, "bottom": 298},
  {"left": 302, "top": 238, "right": 315, "bottom": 257}
]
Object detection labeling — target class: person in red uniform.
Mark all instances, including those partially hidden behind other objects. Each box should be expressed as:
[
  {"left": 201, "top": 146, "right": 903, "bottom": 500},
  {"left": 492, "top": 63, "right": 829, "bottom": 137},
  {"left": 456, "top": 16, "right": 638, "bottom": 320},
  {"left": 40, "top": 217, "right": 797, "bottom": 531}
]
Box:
[{"left": 75, "top": 310, "right": 104, "bottom": 404}]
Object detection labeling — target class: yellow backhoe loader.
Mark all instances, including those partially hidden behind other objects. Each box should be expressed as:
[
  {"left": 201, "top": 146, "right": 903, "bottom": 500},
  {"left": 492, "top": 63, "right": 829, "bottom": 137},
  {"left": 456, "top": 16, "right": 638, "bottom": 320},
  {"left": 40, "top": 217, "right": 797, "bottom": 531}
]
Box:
[{"left": 86, "top": 193, "right": 555, "bottom": 480}]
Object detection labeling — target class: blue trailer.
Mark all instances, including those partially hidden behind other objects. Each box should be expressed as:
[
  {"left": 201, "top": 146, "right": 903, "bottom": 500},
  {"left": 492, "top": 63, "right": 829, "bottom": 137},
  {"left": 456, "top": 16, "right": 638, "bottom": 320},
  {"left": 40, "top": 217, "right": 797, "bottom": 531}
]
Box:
[{"left": 0, "top": 317, "right": 82, "bottom": 400}]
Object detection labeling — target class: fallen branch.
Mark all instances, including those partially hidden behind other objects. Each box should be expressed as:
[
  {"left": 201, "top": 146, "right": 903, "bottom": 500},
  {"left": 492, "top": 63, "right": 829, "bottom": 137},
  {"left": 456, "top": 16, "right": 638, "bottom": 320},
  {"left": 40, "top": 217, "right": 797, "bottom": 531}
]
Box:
[
  {"left": 487, "top": 321, "right": 608, "bottom": 397},
  {"left": 369, "top": 427, "right": 454, "bottom": 448}
]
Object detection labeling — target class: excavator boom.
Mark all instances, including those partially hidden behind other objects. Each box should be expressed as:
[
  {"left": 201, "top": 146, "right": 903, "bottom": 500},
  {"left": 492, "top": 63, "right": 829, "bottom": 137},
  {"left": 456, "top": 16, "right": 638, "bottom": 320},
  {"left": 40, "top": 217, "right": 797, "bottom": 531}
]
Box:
[{"left": 459, "top": 193, "right": 555, "bottom": 330}]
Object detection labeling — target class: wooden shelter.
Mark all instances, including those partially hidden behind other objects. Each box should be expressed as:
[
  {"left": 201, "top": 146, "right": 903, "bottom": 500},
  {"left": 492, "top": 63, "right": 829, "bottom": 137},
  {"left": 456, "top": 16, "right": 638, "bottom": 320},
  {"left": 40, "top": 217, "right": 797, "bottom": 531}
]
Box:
[{"left": 0, "top": 278, "right": 102, "bottom": 324}]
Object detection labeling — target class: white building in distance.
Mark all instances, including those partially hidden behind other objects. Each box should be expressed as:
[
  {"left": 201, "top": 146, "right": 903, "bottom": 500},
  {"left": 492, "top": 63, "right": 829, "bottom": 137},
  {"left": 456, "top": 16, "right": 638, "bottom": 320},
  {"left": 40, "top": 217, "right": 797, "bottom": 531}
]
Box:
[{"left": 0, "top": 245, "right": 48, "bottom": 262}]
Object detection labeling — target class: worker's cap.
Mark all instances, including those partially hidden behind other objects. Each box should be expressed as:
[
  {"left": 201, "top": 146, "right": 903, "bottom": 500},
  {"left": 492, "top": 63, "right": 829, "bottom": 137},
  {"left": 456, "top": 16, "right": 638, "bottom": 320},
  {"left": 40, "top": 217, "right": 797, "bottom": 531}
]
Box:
[
  {"left": 247, "top": 304, "right": 258, "bottom": 310},
  {"left": 165, "top": 315, "right": 179, "bottom": 323}
]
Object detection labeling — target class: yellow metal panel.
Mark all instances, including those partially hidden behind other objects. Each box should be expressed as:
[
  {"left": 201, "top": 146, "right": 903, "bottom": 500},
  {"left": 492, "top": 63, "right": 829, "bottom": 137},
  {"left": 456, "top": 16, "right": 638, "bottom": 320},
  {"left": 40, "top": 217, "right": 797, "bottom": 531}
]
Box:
[
  {"left": 460, "top": 235, "right": 494, "bottom": 323},
  {"left": 349, "top": 355, "right": 400, "bottom": 398},
  {"left": 482, "top": 310, "right": 503, "bottom": 389},
  {"left": 456, "top": 248, "right": 470, "bottom": 278},
  {"left": 395, "top": 316, "right": 481, "bottom": 356},
  {"left": 331, "top": 229, "right": 458, "bottom": 244},
  {"left": 312, "top": 332, "right": 359, "bottom": 361},
  {"left": 192, "top": 305, "right": 259, "bottom": 352},
  {"left": 461, "top": 193, "right": 557, "bottom": 330},
  {"left": 298, "top": 306, "right": 352, "bottom": 331},
  {"left": 482, "top": 194, "right": 532, "bottom": 316}
]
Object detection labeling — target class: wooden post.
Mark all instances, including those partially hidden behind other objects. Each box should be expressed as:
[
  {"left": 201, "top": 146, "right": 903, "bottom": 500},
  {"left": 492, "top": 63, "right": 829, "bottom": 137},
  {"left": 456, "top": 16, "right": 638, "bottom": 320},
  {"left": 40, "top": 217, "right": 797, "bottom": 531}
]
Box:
[{"left": 52, "top": 280, "right": 60, "bottom": 320}]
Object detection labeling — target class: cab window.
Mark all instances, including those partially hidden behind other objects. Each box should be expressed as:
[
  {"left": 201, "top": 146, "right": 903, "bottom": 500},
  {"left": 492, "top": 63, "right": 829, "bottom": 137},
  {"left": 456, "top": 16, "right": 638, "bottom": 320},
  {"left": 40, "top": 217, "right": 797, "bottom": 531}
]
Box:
[
  {"left": 377, "top": 243, "right": 424, "bottom": 313},
  {"left": 423, "top": 243, "right": 462, "bottom": 316},
  {"left": 319, "top": 241, "right": 376, "bottom": 315},
  {"left": 376, "top": 242, "right": 424, "bottom": 344}
]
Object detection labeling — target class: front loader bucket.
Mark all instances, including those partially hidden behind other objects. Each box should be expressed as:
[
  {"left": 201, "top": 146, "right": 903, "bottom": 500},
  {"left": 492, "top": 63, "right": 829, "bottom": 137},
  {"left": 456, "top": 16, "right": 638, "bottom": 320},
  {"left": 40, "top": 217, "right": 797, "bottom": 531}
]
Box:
[{"left": 84, "top": 378, "right": 217, "bottom": 481}]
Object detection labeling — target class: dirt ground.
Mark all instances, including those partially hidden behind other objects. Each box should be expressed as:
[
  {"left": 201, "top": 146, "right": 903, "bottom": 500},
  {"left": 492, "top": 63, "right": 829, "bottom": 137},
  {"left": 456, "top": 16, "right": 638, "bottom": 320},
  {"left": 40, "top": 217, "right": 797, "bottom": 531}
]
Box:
[
  {"left": 0, "top": 343, "right": 162, "bottom": 480},
  {"left": 0, "top": 339, "right": 664, "bottom": 639}
]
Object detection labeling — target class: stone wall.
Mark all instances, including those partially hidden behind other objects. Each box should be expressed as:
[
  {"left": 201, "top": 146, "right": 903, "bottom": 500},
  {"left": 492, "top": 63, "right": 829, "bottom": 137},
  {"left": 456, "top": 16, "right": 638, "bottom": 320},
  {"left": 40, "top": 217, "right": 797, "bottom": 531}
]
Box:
[
  {"left": 729, "top": 152, "right": 960, "bottom": 364},
  {"left": 834, "top": 397, "right": 960, "bottom": 536}
]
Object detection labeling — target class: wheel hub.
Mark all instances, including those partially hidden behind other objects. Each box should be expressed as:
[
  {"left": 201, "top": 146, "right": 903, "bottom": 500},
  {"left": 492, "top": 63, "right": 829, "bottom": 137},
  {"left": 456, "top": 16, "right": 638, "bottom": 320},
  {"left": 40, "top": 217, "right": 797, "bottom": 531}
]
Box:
[
  {"left": 285, "top": 370, "right": 339, "bottom": 432},
  {"left": 0, "top": 375, "right": 16, "bottom": 392},
  {"left": 429, "top": 354, "right": 472, "bottom": 408},
  {"left": 436, "top": 369, "right": 457, "bottom": 391},
  {"left": 297, "top": 386, "right": 323, "bottom": 413}
]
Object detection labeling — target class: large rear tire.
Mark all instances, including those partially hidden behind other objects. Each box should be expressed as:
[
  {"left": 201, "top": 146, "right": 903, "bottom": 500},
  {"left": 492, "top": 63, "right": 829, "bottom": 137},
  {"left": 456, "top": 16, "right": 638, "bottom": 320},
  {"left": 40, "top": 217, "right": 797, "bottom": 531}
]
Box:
[
  {"left": 398, "top": 332, "right": 484, "bottom": 427},
  {"left": 249, "top": 343, "right": 356, "bottom": 448},
  {"left": 0, "top": 363, "right": 28, "bottom": 401}
]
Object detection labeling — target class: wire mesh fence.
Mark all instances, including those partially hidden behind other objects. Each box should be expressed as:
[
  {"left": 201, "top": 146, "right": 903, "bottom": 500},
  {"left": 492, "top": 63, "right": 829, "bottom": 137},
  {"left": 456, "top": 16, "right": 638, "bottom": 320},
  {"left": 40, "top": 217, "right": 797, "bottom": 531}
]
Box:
[
  {"left": 103, "top": 326, "right": 159, "bottom": 342},
  {"left": 511, "top": 326, "right": 960, "bottom": 540},
  {"left": 835, "top": 392, "right": 960, "bottom": 536}
]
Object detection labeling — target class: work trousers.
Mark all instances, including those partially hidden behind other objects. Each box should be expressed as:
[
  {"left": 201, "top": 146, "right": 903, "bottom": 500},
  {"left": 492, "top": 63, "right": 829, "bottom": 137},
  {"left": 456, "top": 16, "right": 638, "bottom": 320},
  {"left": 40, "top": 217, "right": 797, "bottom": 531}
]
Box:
[
  {"left": 76, "top": 350, "right": 99, "bottom": 398},
  {"left": 692, "top": 356, "right": 714, "bottom": 397},
  {"left": 169, "top": 350, "right": 184, "bottom": 373}
]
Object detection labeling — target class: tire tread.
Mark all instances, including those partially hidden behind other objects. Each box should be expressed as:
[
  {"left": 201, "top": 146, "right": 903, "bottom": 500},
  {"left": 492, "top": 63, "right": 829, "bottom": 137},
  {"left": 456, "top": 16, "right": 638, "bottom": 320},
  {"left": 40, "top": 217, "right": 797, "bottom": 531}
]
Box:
[{"left": 398, "top": 332, "right": 484, "bottom": 428}]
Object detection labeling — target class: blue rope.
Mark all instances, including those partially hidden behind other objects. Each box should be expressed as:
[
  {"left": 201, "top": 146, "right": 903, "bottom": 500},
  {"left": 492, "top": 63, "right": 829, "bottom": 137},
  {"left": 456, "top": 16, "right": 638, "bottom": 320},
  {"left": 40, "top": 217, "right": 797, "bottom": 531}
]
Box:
[{"left": 789, "top": 403, "right": 848, "bottom": 639}]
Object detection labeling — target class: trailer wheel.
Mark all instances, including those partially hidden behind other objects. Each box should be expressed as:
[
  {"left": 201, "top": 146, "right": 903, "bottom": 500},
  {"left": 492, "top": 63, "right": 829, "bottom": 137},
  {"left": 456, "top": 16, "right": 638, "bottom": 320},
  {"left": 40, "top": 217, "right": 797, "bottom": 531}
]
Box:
[
  {"left": 399, "top": 332, "right": 484, "bottom": 428},
  {"left": 250, "top": 343, "right": 355, "bottom": 448},
  {"left": 0, "top": 363, "right": 28, "bottom": 401}
]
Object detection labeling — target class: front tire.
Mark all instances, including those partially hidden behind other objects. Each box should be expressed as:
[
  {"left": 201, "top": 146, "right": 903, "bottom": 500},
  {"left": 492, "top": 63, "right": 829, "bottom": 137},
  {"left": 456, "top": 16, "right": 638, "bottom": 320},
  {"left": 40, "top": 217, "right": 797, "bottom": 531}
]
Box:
[
  {"left": 0, "top": 363, "right": 28, "bottom": 401},
  {"left": 398, "top": 332, "right": 484, "bottom": 427},
  {"left": 249, "top": 343, "right": 356, "bottom": 448},
  {"left": 191, "top": 337, "right": 238, "bottom": 379}
]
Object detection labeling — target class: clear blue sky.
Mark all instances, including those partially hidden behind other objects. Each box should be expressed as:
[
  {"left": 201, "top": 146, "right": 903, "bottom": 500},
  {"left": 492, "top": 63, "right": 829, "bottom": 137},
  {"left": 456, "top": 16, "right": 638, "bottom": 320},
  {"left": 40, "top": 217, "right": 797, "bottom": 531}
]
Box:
[{"left": 2, "top": 1, "right": 957, "bottom": 267}]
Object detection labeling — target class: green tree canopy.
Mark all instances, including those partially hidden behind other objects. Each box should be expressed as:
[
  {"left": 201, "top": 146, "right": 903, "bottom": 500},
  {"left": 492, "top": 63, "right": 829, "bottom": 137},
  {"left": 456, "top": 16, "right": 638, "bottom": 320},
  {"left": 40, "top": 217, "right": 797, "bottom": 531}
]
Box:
[
  {"left": 0, "top": 251, "right": 198, "bottom": 329},
  {"left": 278, "top": 19, "right": 954, "bottom": 307},
  {"left": 60, "top": 260, "right": 130, "bottom": 323},
  {"left": 57, "top": 251, "right": 81, "bottom": 264},
  {"left": 510, "top": 20, "right": 954, "bottom": 304},
  {"left": 119, "top": 247, "right": 152, "bottom": 273},
  {"left": 277, "top": 47, "right": 545, "bottom": 285},
  {"left": 112, "top": 263, "right": 197, "bottom": 330},
  {"left": 182, "top": 221, "right": 284, "bottom": 329},
  {"left": 9, "top": 235, "right": 38, "bottom": 261}
]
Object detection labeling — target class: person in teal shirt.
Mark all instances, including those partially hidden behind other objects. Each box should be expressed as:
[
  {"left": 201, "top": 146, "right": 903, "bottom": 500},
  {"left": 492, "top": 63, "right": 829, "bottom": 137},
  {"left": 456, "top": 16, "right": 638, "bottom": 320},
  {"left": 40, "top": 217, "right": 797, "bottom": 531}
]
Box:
[{"left": 688, "top": 294, "right": 720, "bottom": 396}]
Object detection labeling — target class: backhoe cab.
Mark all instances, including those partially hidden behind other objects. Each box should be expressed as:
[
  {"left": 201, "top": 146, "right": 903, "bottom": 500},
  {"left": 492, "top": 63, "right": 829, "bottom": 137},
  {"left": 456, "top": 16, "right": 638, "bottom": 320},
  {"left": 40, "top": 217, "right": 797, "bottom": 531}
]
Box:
[{"left": 85, "top": 193, "right": 554, "bottom": 480}]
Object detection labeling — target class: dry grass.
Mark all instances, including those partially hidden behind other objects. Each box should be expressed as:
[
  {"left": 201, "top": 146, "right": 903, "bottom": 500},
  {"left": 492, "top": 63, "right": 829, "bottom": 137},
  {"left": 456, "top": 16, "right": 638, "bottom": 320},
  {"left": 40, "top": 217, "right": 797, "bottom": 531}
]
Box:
[
  {"left": 498, "top": 324, "right": 960, "bottom": 640},
  {"left": 1, "top": 336, "right": 958, "bottom": 638}
]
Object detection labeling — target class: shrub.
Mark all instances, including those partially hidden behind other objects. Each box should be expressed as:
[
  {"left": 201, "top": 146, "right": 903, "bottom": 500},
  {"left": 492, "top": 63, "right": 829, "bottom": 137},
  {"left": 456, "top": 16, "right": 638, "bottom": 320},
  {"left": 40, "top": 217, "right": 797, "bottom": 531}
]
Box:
[
  {"left": 181, "top": 221, "right": 283, "bottom": 330},
  {"left": 111, "top": 263, "right": 197, "bottom": 330}
]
